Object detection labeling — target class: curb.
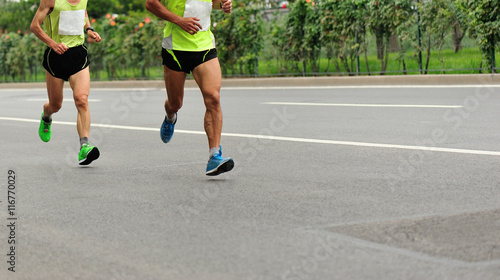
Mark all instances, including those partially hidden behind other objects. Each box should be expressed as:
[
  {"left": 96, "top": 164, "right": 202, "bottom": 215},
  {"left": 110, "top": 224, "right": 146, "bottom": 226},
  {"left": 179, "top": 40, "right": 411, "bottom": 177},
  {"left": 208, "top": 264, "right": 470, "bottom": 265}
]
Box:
[{"left": 1, "top": 74, "right": 500, "bottom": 89}]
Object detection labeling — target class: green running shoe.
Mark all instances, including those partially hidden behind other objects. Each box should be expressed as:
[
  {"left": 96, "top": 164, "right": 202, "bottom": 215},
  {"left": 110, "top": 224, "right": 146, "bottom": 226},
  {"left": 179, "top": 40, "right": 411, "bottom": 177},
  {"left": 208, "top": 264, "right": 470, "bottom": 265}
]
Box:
[
  {"left": 39, "top": 113, "right": 51, "bottom": 142},
  {"left": 78, "top": 143, "right": 100, "bottom": 165}
]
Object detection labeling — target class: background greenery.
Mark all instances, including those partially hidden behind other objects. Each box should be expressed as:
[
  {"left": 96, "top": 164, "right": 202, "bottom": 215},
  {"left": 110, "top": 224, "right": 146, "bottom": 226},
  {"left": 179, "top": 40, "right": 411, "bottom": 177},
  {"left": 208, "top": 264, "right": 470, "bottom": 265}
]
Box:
[{"left": 0, "top": 0, "right": 499, "bottom": 82}]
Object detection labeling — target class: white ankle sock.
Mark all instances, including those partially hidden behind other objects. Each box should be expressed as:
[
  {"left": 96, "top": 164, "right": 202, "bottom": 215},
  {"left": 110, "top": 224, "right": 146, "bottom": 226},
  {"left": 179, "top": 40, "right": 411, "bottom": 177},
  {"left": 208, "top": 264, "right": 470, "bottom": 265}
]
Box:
[
  {"left": 166, "top": 113, "right": 177, "bottom": 123},
  {"left": 209, "top": 147, "right": 220, "bottom": 159}
]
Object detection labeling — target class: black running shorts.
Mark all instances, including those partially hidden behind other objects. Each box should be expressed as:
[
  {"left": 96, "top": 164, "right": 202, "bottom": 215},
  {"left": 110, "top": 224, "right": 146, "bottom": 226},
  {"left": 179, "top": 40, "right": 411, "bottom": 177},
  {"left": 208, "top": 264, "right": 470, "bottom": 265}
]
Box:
[
  {"left": 162, "top": 48, "right": 217, "bottom": 74},
  {"left": 43, "top": 45, "right": 90, "bottom": 81}
]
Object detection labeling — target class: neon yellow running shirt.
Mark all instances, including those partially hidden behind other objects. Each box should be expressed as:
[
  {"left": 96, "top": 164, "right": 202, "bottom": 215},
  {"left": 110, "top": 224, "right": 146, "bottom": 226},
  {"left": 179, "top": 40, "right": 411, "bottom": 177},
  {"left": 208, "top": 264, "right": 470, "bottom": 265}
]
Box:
[
  {"left": 44, "top": 0, "right": 88, "bottom": 48},
  {"left": 162, "top": 0, "right": 216, "bottom": 51}
]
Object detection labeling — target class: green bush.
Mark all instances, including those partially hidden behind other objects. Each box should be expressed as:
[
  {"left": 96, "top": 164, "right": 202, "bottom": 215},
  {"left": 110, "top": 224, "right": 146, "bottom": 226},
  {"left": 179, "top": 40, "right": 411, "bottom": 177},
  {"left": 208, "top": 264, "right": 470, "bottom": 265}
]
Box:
[{"left": 457, "top": 0, "right": 500, "bottom": 72}]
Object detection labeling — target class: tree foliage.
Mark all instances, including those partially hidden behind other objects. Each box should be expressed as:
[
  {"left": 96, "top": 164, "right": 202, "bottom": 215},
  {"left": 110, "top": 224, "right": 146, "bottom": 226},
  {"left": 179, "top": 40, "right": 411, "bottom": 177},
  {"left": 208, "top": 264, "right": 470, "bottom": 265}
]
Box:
[
  {"left": 87, "top": 0, "right": 147, "bottom": 18},
  {"left": 212, "top": 3, "right": 264, "bottom": 76},
  {"left": 85, "top": 14, "right": 163, "bottom": 80},
  {"left": 389, "top": 0, "right": 415, "bottom": 74},
  {"left": 456, "top": 0, "right": 500, "bottom": 72},
  {"left": 1, "top": 0, "right": 499, "bottom": 81},
  {"left": 319, "top": 0, "right": 367, "bottom": 75},
  {"left": 0, "top": 32, "right": 44, "bottom": 82},
  {"left": 0, "top": 0, "right": 38, "bottom": 33}
]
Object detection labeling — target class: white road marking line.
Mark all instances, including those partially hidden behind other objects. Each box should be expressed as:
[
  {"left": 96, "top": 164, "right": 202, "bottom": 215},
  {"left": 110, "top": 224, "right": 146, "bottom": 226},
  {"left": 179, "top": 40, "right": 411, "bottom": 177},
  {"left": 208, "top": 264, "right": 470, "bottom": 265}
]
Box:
[
  {"left": 221, "top": 84, "right": 500, "bottom": 90},
  {"left": 262, "top": 102, "right": 463, "bottom": 108},
  {"left": 2, "top": 116, "right": 500, "bottom": 156},
  {"left": 1, "top": 84, "right": 500, "bottom": 93},
  {"left": 90, "top": 84, "right": 500, "bottom": 91},
  {"left": 26, "top": 98, "right": 101, "bottom": 102}
]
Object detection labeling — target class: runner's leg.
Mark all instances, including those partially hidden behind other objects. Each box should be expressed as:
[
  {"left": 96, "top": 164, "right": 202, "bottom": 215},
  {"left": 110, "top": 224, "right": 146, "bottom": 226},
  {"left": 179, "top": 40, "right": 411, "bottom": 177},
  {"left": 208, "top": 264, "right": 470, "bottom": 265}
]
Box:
[
  {"left": 69, "top": 67, "right": 91, "bottom": 138},
  {"left": 163, "top": 65, "right": 186, "bottom": 118},
  {"left": 44, "top": 71, "right": 64, "bottom": 118},
  {"left": 192, "top": 58, "right": 222, "bottom": 150}
]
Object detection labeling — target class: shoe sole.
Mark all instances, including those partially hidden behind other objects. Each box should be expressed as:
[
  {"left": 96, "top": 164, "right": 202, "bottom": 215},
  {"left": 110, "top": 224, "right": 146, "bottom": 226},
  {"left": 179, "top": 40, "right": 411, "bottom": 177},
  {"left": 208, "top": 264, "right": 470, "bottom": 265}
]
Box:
[
  {"left": 79, "top": 147, "right": 100, "bottom": 166},
  {"left": 206, "top": 159, "right": 234, "bottom": 176},
  {"left": 161, "top": 134, "right": 173, "bottom": 143}
]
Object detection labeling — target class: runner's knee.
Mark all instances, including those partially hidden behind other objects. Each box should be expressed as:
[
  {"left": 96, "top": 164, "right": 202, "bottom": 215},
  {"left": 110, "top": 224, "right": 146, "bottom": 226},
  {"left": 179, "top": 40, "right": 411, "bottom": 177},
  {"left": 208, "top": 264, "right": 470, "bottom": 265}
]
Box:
[
  {"left": 73, "top": 95, "right": 89, "bottom": 111},
  {"left": 167, "top": 99, "right": 183, "bottom": 112},
  {"left": 203, "top": 92, "right": 220, "bottom": 110},
  {"left": 48, "top": 101, "right": 62, "bottom": 113}
]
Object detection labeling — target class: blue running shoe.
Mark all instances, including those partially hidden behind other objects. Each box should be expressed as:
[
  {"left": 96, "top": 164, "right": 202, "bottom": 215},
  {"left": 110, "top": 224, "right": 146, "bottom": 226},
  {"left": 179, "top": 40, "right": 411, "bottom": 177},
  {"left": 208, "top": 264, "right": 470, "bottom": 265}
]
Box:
[
  {"left": 206, "top": 146, "right": 234, "bottom": 176},
  {"left": 160, "top": 113, "right": 176, "bottom": 143}
]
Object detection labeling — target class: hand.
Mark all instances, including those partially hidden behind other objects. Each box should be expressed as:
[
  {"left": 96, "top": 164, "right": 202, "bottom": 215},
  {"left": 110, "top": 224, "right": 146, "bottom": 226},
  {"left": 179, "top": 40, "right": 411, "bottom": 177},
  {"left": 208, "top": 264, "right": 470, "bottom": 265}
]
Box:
[
  {"left": 51, "top": 42, "right": 69, "bottom": 55},
  {"left": 178, "top": 17, "right": 202, "bottom": 35},
  {"left": 221, "top": 0, "right": 232, "bottom": 13},
  {"left": 88, "top": 30, "right": 101, "bottom": 43}
]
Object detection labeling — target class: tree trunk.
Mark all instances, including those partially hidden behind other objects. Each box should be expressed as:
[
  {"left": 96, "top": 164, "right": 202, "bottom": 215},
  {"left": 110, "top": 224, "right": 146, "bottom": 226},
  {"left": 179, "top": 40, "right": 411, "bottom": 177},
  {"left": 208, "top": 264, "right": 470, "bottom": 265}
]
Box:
[
  {"left": 376, "top": 32, "right": 384, "bottom": 60},
  {"left": 424, "top": 34, "right": 431, "bottom": 74},
  {"left": 451, "top": 22, "right": 464, "bottom": 53},
  {"left": 390, "top": 34, "right": 399, "bottom": 53},
  {"left": 363, "top": 33, "right": 370, "bottom": 75},
  {"left": 380, "top": 36, "right": 390, "bottom": 75},
  {"left": 399, "top": 38, "right": 407, "bottom": 75},
  {"left": 341, "top": 54, "right": 351, "bottom": 75},
  {"left": 334, "top": 59, "right": 341, "bottom": 75}
]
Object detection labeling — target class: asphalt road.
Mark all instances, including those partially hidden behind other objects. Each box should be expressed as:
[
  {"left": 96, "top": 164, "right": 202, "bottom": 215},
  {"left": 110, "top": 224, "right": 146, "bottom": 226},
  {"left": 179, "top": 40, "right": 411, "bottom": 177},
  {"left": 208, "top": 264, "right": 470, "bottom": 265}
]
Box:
[{"left": 1, "top": 78, "right": 500, "bottom": 279}]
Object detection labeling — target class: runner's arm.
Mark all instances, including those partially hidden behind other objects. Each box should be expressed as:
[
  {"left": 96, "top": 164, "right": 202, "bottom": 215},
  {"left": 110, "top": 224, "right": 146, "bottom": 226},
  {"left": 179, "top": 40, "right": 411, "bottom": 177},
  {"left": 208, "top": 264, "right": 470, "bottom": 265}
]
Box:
[
  {"left": 30, "top": 0, "right": 69, "bottom": 54},
  {"left": 213, "top": 0, "right": 232, "bottom": 13},
  {"left": 145, "top": 0, "right": 202, "bottom": 35},
  {"left": 84, "top": 10, "right": 101, "bottom": 43}
]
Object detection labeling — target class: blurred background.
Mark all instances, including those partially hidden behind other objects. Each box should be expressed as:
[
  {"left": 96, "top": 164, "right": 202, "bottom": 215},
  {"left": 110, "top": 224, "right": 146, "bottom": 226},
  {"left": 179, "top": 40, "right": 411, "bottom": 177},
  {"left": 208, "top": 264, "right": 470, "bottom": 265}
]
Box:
[{"left": 0, "top": 0, "right": 499, "bottom": 82}]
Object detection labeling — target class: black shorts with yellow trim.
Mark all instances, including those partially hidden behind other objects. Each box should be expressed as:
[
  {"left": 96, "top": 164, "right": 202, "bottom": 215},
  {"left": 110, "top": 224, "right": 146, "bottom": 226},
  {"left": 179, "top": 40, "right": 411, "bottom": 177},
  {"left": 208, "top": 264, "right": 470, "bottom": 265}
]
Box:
[
  {"left": 162, "top": 48, "right": 217, "bottom": 74},
  {"left": 43, "top": 45, "right": 90, "bottom": 81}
]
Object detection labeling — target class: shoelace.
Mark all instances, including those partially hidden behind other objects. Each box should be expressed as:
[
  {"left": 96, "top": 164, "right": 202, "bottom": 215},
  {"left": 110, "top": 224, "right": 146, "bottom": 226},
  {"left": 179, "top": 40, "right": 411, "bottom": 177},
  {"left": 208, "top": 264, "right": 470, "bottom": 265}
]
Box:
[
  {"left": 164, "top": 116, "right": 176, "bottom": 125},
  {"left": 163, "top": 121, "right": 174, "bottom": 129},
  {"left": 212, "top": 151, "right": 223, "bottom": 159}
]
